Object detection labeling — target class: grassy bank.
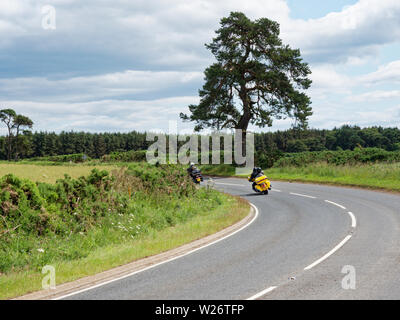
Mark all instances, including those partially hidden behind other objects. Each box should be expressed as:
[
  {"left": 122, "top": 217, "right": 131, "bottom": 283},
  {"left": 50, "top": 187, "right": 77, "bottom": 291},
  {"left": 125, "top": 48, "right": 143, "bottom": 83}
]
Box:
[
  {"left": 201, "top": 162, "right": 400, "bottom": 192},
  {"left": 267, "top": 162, "right": 400, "bottom": 191},
  {"left": 0, "top": 163, "right": 249, "bottom": 299}
]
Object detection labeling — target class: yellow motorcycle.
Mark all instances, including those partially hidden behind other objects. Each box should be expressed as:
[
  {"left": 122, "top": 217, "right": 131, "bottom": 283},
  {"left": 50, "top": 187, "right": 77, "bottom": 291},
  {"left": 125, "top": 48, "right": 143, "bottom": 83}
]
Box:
[{"left": 248, "top": 174, "right": 271, "bottom": 195}]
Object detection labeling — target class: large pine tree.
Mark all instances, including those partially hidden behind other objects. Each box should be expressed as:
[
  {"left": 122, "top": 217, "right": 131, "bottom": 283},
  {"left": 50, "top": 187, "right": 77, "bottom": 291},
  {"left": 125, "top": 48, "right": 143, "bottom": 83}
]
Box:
[{"left": 181, "top": 12, "right": 313, "bottom": 136}]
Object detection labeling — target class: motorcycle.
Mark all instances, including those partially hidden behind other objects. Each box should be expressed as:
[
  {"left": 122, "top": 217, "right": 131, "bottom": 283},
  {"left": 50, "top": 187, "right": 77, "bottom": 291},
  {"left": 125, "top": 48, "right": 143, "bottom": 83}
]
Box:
[
  {"left": 190, "top": 169, "right": 204, "bottom": 184},
  {"left": 248, "top": 174, "right": 271, "bottom": 195}
]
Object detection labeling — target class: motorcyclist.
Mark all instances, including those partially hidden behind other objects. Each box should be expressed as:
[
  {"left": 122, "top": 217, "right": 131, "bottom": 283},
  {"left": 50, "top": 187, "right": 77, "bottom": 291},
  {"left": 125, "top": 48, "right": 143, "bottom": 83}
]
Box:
[
  {"left": 249, "top": 167, "right": 264, "bottom": 180},
  {"left": 249, "top": 167, "right": 265, "bottom": 192},
  {"left": 187, "top": 162, "right": 203, "bottom": 183},
  {"left": 187, "top": 162, "right": 197, "bottom": 175}
]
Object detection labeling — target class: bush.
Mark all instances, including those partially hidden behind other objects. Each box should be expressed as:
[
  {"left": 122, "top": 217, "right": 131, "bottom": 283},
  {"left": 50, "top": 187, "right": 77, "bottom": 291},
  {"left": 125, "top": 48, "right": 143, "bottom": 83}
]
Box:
[
  {"left": 0, "top": 164, "right": 202, "bottom": 273},
  {"left": 273, "top": 148, "right": 400, "bottom": 167},
  {"left": 26, "top": 153, "right": 91, "bottom": 163},
  {"left": 101, "top": 150, "right": 147, "bottom": 162}
]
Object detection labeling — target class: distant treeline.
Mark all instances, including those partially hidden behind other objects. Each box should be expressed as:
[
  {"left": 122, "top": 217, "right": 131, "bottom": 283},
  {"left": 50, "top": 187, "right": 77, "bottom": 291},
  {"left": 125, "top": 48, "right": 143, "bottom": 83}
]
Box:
[
  {"left": 0, "top": 131, "right": 151, "bottom": 160},
  {"left": 1, "top": 125, "right": 400, "bottom": 161},
  {"left": 254, "top": 125, "right": 400, "bottom": 153}
]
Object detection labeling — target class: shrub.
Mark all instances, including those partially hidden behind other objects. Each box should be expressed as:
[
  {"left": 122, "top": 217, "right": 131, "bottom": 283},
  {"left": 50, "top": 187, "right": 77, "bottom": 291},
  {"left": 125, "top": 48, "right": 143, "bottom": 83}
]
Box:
[
  {"left": 0, "top": 164, "right": 204, "bottom": 273},
  {"left": 273, "top": 148, "right": 400, "bottom": 167},
  {"left": 101, "top": 150, "right": 147, "bottom": 162},
  {"left": 26, "top": 153, "right": 90, "bottom": 163}
]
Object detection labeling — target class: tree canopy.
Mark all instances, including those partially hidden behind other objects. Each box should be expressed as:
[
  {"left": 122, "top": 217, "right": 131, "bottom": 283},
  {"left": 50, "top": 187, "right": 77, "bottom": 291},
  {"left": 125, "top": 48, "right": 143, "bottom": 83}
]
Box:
[
  {"left": 181, "top": 12, "right": 312, "bottom": 132},
  {"left": 0, "top": 108, "right": 34, "bottom": 161}
]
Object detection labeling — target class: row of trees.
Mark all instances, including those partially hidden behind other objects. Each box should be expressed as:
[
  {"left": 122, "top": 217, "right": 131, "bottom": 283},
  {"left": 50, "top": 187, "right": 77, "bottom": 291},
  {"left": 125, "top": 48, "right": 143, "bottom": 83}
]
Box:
[
  {"left": 0, "top": 130, "right": 150, "bottom": 160},
  {"left": 0, "top": 109, "right": 33, "bottom": 161},
  {"left": 0, "top": 125, "right": 399, "bottom": 161},
  {"left": 255, "top": 125, "right": 400, "bottom": 153}
]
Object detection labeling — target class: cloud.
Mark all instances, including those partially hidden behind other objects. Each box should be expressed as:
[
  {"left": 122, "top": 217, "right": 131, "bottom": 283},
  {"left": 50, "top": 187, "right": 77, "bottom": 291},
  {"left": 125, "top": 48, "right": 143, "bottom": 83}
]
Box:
[
  {"left": 308, "top": 65, "right": 353, "bottom": 99},
  {"left": 359, "top": 60, "right": 400, "bottom": 85},
  {"left": 348, "top": 90, "right": 400, "bottom": 102},
  {"left": 1, "top": 0, "right": 400, "bottom": 74},
  {"left": 0, "top": 70, "right": 203, "bottom": 102},
  {"left": 352, "top": 105, "right": 400, "bottom": 127},
  {"left": 0, "top": 96, "right": 199, "bottom": 134},
  {"left": 1, "top": 0, "right": 400, "bottom": 133},
  {"left": 307, "top": 103, "right": 400, "bottom": 129},
  {"left": 308, "top": 60, "right": 400, "bottom": 103},
  {"left": 0, "top": 0, "right": 290, "bottom": 74},
  {"left": 282, "top": 0, "right": 400, "bottom": 64}
]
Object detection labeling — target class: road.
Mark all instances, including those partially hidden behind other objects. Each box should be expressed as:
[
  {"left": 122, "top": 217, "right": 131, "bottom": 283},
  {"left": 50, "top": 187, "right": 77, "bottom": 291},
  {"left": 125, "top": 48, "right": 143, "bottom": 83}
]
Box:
[{"left": 62, "top": 177, "right": 400, "bottom": 300}]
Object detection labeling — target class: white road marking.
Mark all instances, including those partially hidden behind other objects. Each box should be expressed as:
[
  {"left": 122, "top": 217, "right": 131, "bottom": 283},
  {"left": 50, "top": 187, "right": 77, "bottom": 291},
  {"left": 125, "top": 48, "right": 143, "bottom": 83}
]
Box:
[
  {"left": 304, "top": 235, "right": 352, "bottom": 270},
  {"left": 214, "top": 182, "right": 281, "bottom": 193},
  {"left": 325, "top": 200, "right": 347, "bottom": 210},
  {"left": 214, "top": 182, "right": 246, "bottom": 187},
  {"left": 247, "top": 286, "right": 278, "bottom": 300},
  {"left": 246, "top": 194, "right": 356, "bottom": 299},
  {"left": 54, "top": 203, "right": 260, "bottom": 300},
  {"left": 290, "top": 192, "right": 317, "bottom": 199},
  {"left": 348, "top": 212, "right": 357, "bottom": 228}
]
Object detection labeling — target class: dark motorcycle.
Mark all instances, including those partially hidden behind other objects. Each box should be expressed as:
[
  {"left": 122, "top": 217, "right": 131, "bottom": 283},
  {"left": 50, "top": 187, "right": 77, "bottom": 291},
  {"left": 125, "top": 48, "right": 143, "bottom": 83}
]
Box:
[{"left": 190, "top": 169, "right": 204, "bottom": 184}]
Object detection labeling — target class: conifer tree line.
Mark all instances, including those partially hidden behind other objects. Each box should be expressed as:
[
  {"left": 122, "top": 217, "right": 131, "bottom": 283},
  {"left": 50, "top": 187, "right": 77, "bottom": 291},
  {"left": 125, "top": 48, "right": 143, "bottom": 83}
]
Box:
[{"left": 0, "top": 110, "right": 399, "bottom": 161}]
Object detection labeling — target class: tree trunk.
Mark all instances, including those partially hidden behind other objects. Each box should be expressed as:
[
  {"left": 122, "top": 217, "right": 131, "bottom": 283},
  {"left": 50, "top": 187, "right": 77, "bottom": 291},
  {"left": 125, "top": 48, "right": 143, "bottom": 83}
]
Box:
[
  {"left": 237, "top": 90, "right": 251, "bottom": 158},
  {"left": 14, "top": 127, "right": 20, "bottom": 161},
  {"left": 7, "top": 126, "right": 12, "bottom": 162},
  {"left": 236, "top": 119, "right": 250, "bottom": 158}
]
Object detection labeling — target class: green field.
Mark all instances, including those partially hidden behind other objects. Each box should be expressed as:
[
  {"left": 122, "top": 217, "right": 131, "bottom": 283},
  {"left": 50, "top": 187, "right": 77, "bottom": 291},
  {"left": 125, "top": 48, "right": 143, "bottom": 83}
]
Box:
[
  {"left": 0, "top": 162, "right": 118, "bottom": 184},
  {"left": 0, "top": 162, "right": 249, "bottom": 299}
]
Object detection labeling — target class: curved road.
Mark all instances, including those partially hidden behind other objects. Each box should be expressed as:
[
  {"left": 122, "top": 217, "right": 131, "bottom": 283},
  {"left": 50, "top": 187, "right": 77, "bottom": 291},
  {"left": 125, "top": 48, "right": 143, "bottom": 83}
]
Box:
[{"left": 63, "top": 178, "right": 400, "bottom": 300}]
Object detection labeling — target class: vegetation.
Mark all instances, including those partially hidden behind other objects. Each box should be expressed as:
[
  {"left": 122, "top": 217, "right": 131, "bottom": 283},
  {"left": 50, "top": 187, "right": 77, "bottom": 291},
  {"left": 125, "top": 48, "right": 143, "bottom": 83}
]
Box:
[
  {"left": 0, "top": 163, "right": 117, "bottom": 184},
  {"left": 180, "top": 12, "right": 312, "bottom": 134},
  {"left": 200, "top": 148, "right": 400, "bottom": 192},
  {"left": 0, "top": 163, "right": 249, "bottom": 299},
  {"left": 273, "top": 148, "right": 400, "bottom": 167},
  {"left": 1, "top": 125, "right": 399, "bottom": 165},
  {"left": 0, "top": 164, "right": 198, "bottom": 273},
  {"left": 25, "top": 153, "right": 92, "bottom": 164},
  {"left": 0, "top": 109, "right": 33, "bottom": 161},
  {"left": 100, "top": 150, "right": 147, "bottom": 163},
  {"left": 267, "top": 162, "right": 400, "bottom": 192},
  {"left": 200, "top": 164, "right": 236, "bottom": 177}
]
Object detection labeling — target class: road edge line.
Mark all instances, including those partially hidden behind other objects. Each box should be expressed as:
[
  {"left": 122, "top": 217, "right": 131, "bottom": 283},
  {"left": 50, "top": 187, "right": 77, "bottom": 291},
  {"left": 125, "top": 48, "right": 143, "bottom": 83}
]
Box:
[
  {"left": 15, "top": 200, "right": 259, "bottom": 300},
  {"left": 247, "top": 286, "right": 278, "bottom": 300},
  {"left": 304, "top": 235, "right": 352, "bottom": 271}
]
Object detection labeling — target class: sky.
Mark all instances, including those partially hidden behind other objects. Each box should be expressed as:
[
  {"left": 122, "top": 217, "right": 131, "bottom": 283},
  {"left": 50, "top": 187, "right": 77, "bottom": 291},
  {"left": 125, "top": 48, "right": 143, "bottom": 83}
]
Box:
[{"left": 0, "top": 0, "right": 399, "bottom": 134}]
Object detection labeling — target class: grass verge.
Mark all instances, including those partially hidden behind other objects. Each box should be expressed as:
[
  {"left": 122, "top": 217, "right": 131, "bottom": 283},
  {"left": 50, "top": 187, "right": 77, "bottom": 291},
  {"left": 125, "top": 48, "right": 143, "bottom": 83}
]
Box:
[
  {"left": 0, "top": 186, "right": 248, "bottom": 300},
  {"left": 200, "top": 162, "right": 400, "bottom": 192},
  {"left": 267, "top": 162, "right": 400, "bottom": 192}
]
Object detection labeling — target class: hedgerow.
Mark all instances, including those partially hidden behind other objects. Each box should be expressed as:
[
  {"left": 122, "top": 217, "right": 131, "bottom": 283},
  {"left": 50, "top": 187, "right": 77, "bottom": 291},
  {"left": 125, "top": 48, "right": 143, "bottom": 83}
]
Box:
[
  {"left": 0, "top": 164, "right": 212, "bottom": 273},
  {"left": 26, "top": 153, "right": 90, "bottom": 163},
  {"left": 273, "top": 148, "right": 400, "bottom": 167}
]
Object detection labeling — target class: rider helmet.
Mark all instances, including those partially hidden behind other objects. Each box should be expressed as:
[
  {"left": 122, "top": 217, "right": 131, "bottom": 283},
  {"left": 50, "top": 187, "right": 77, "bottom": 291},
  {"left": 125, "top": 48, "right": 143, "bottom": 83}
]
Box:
[{"left": 253, "top": 167, "right": 262, "bottom": 174}]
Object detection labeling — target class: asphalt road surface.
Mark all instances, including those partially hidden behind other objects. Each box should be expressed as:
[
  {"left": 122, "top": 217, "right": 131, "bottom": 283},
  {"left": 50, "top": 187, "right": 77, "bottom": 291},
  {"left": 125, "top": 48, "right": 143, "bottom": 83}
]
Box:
[{"left": 62, "top": 177, "right": 400, "bottom": 300}]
